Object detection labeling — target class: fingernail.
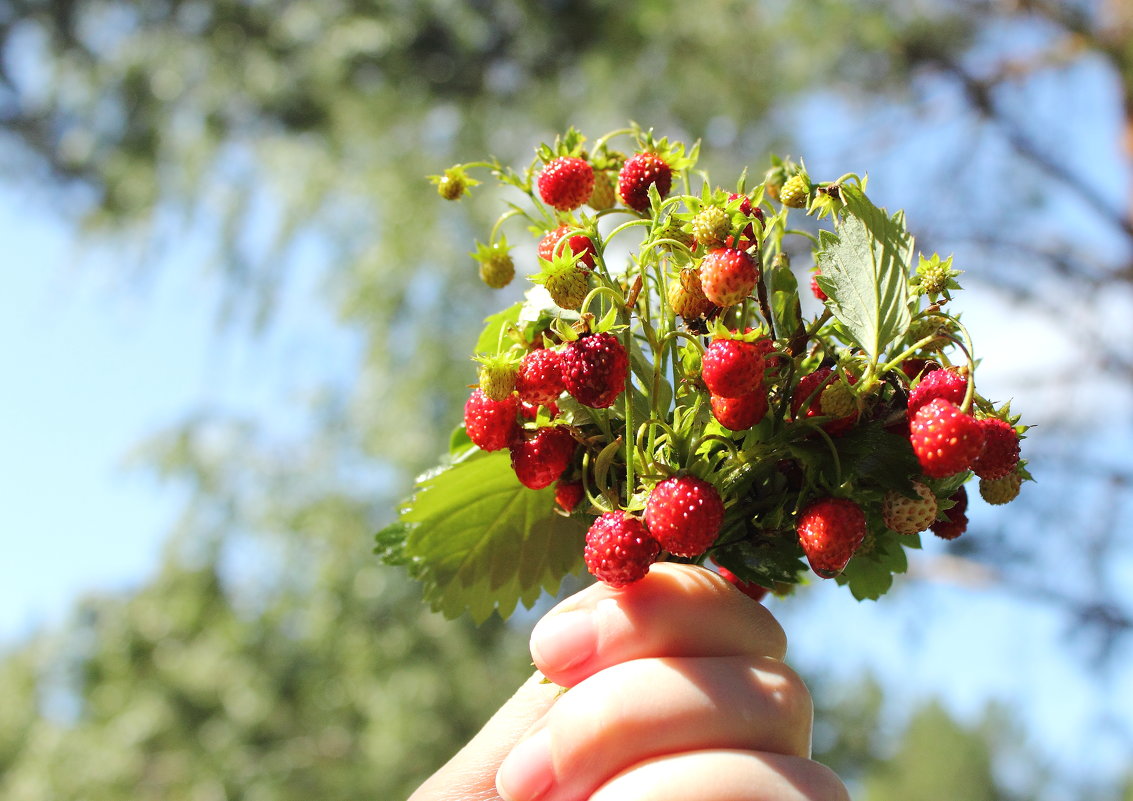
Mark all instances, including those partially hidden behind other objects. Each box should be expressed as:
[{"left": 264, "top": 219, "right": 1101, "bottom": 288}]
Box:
[
  {"left": 530, "top": 609, "right": 596, "bottom": 672},
  {"left": 496, "top": 727, "right": 554, "bottom": 801}
]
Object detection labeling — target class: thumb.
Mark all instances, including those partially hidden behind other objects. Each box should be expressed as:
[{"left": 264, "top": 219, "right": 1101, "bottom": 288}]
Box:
[{"left": 409, "top": 671, "right": 559, "bottom": 801}]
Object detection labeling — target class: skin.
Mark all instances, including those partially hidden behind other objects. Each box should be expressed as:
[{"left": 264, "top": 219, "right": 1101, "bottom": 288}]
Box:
[{"left": 409, "top": 563, "right": 850, "bottom": 801}]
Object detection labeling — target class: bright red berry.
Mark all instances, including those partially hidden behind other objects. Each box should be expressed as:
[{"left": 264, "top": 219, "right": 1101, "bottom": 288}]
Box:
[
  {"left": 702, "top": 338, "right": 765, "bottom": 398},
  {"left": 710, "top": 390, "right": 769, "bottom": 431},
  {"left": 561, "top": 332, "right": 629, "bottom": 408},
  {"left": 537, "top": 157, "right": 594, "bottom": 212},
  {"left": 970, "top": 418, "right": 1021, "bottom": 480},
  {"left": 537, "top": 224, "right": 596, "bottom": 269},
  {"left": 810, "top": 272, "right": 828, "bottom": 301},
  {"left": 716, "top": 566, "right": 768, "bottom": 602},
  {"left": 909, "top": 398, "right": 986, "bottom": 478},
  {"left": 907, "top": 368, "right": 967, "bottom": 417},
  {"left": 463, "top": 389, "right": 519, "bottom": 452},
  {"left": 515, "top": 348, "right": 566, "bottom": 405},
  {"left": 643, "top": 476, "right": 725, "bottom": 558},
  {"left": 554, "top": 478, "right": 584, "bottom": 513},
  {"left": 509, "top": 425, "right": 576, "bottom": 490},
  {"left": 700, "top": 247, "right": 758, "bottom": 307},
  {"left": 796, "top": 497, "right": 867, "bottom": 577},
  {"left": 617, "top": 152, "right": 672, "bottom": 212},
  {"left": 584, "top": 512, "right": 660, "bottom": 587}
]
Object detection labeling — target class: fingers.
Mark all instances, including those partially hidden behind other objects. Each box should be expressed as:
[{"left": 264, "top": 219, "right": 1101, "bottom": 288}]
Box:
[
  {"left": 590, "top": 750, "right": 851, "bottom": 801},
  {"left": 408, "top": 671, "right": 559, "bottom": 801},
  {"left": 495, "top": 654, "right": 813, "bottom": 801},
  {"left": 530, "top": 562, "right": 787, "bottom": 688}
]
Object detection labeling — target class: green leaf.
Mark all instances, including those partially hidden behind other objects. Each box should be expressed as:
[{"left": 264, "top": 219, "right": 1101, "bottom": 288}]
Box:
[
  {"left": 836, "top": 526, "right": 911, "bottom": 600},
  {"left": 396, "top": 450, "right": 587, "bottom": 622},
  {"left": 474, "top": 302, "right": 523, "bottom": 355},
  {"left": 815, "top": 186, "right": 912, "bottom": 362},
  {"left": 766, "top": 256, "right": 801, "bottom": 341}
]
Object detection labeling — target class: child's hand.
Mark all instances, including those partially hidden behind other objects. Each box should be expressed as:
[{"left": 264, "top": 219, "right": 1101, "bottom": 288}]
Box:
[{"left": 410, "top": 563, "right": 849, "bottom": 801}]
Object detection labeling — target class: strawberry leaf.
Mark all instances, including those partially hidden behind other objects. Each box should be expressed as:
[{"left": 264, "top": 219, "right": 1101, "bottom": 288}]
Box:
[
  {"left": 815, "top": 186, "right": 912, "bottom": 363},
  {"left": 475, "top": 302, "right": 523, "bottom": 355},
  {"left": 390, "top": 450, "right": 587, "bottom": 622}
]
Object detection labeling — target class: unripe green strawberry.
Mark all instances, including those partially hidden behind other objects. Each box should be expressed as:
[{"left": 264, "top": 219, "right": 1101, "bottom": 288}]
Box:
[
  {"left": 471, "top": 239, "right": 515, "bottom": 289},
  {"left": 431, "top": 165, "right": 478, "bottom": 200},
  {"left": 779, "top": 172, "right": 811, "bottom": 208},
  {"left": 979, "top": 470, "right": 1023, "bottom": 505},
  {"left": 532, "top": 259, "right": 589, "bottom": 310},
  {"left": 587, "top": 170, "right": 617, "bottom": 210},
  {"left": 476, "top": 354, "right": 519, "bottom": 401},
  {"left": 909, "top": 398, "right": 985, "bottom": 478},
  {"left": 882, "top": 481, "right": 938, "bottom": 535},
  {"left": 667, "top": 268, "right": 716, "bottom": 320},
  {"left": 691, "top": 205, "right": 730, "bottom": 248},
  {"left": 792, "top": 367, "right": 858, "bottom": 436},
  {"left": 796, "top": 497, "right": 866, "bottom": 577},
  {"left": 819, "top": 379, "right": 857, "bottom": 420},
  {"left": 700, "top": 247, "right": 758, "bottom": 307}
]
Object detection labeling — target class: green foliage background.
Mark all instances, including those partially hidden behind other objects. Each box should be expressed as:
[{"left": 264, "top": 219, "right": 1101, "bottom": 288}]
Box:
[{"left": 3, "top": 0, "right": 1133, "bottom": 798}]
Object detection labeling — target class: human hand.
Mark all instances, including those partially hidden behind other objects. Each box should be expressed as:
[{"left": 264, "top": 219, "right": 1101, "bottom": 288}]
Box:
[{"left": 409, "top": 563, "right": 849, "bottom": 801}]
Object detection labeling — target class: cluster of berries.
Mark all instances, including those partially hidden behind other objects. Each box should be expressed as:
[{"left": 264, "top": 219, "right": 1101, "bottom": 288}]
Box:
[{"left": 425, "top": 125, "right": 1030, "bottom": 603}]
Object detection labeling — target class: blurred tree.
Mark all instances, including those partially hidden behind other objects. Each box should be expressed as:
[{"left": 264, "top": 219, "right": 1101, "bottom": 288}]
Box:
[{"left": 2, "top": 0, "right": 1132, "bottom": 797}]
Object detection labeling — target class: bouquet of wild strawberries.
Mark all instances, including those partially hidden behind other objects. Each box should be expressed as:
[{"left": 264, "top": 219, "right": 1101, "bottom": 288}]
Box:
[{"left": 376, "top": 125, "right": 1030, "bottom": 622}]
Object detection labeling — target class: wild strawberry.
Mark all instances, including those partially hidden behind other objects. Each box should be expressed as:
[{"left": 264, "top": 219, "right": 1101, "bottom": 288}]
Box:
[
  {"left": 724, "top": 193, "right": 762, "bottom": 250},
  {"left": 979, "top": 470, "right": 1023, "bottom": 505},
  {"left": 931, "top": 486, "right": 968, "bottom": 540},
  {"left": 882, "top": 481, "right": 938, "bottom": 535},
  {"left": 584, "top": 512, "right": 660, "bottom": 587},
  {"left": 509, "top": 425, "right": 576, "bottom": 490},
  {"left": 691, "top": 205, "right": 730, "bottom": 248},
  {"left": 819, "top": 379, "right": 857, "bottom": 420},
  {"left": 716, "top": 565, "right": 768, "bottom": 602},
  {"left": 970, "top": 418, "right": 1020, "bottom": 480},
  {"left": 700, "top": 247, "right": 758, "bottom": 307},
  {"left": 519, "top": 399, "right": 559, "bottom": 420},
  {"left": 909, "top": 398, "right": 986, "bottom": 478},
  {"left": 430, "top": 165, "right": 478, "bottom": 200},
  {"left": 900, "top": 359, "right": 938, "bottom": 380},
  {"left": 515, "top": 348, "right": 565, "bottom": 405},
  {"left": 537, "top": 224, "right": 596, "bottom": 269},
  {"left": 463, "top": 390, "right": 519, "bottom": 452},
  {"left": 907, "top": 368, "right": 967, "bottom": 418},
  {"left": 617, "top": 152, "right": 672, "bottom": 212},
  {"left": 471, "top": 239, "right": 515, "bottom": 289},
  {"left": 477, "top": 360, "right": 518, "bottom": 401},
  {"left": 796, "top": 497, "right": 866, "bottom": 577},
  {"left": 561, "top": 332, "right": 629, "bottom": 408},
  {"left": 810, "top": 272, "right": 827, "bottom": 301},
  {"left": 537, "top": 156, "right": 594, "bottom": 212},
  {"left": 554, "top": 478, "right": 585, "bottom": 513},
  {"left": 643, "top": 476, "right": 725, "bottom": 558},
  {"left": 531, "top": 259, "right": 590, "bottom": 311},
  {"left": 702, "top": 338, "right": 765, "bottom": 398},
  {"left": 779, "top": 172, "right": 811, "bottom": 208},
  {"left": 710, "top": 390, "right": 769, "bottom": 431},
  {"left": 667, "top": 268, "right": 716, "bottom": 320},
  {"left": 792, "top": 368, "right": 858, "bottom": 436},
  {"left": 587, "top": 170, "right": 617, "bottom": 210}
]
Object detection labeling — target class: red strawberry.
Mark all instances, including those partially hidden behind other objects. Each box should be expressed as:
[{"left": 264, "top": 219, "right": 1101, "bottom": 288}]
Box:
[
  {"left": 554, "top": 478, "right": 584, "bottom": 513},
  {"left": 970, "top": 418, "right": 1020, "bottom": 480},
  {"left": 463, "top": 389, "right": 519, "bottom": 452},
  {"left": 724, "top": 193, "right": 762, "bottom": 250},
  {"left": 519, "top": 399, "right": 559, "bottom": 420},
  {"left": 700, "top": 247, "right": 758, "bottom": 307},
  {"left": 791, "top": 367, "right": 858, "bottom": 436},
  {"left": 643, "top": 476, "right": 725, "bottom": 558},
  {"left": 537, "top": 157, "right": 594, "bottom": 212},
  {"left": 931, "top": 487, "right": 968, "bottom": 541},
  {"left": 810, "top": 272, "right": 827, "bottom": 301},
  {"left": 537, "top": 224, "right": 597, "bottom": 269},
  {"left": 710, "top": 390, "right": 769, "bottom": 431},
  {"left": 716, "top": 566, "right": 768, "bottom": 602},
  {"left": 561, "top": 332, "right": 629, "bottom": 408},
  {"left": 907, "top": 368, "right": 967, "bottom": 417},
  {"left": 702, "top": 337, "right": 766, "bottom": 398},
  {"left": 515, "top": 348, "right": 565, "bottom": 405},
  {"left": 584, "top": 512, "right": 660, "bottom": 587},
  {"left": 909, "top": 398, "right": 986, "bottom": 478},
  {"left": 509, "top": 425, "right": 576, "bottom": 489},
  {"left": 796, "top": 497, "right": 866, "bottom": 577},
  {"left": 617, "top": 152, "right": 672, "bottom": 212}
]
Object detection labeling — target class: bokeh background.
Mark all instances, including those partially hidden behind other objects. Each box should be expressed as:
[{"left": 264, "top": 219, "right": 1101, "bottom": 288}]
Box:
[{"left": 2, "top": 1, "right": 1132, "bottom": 798}]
